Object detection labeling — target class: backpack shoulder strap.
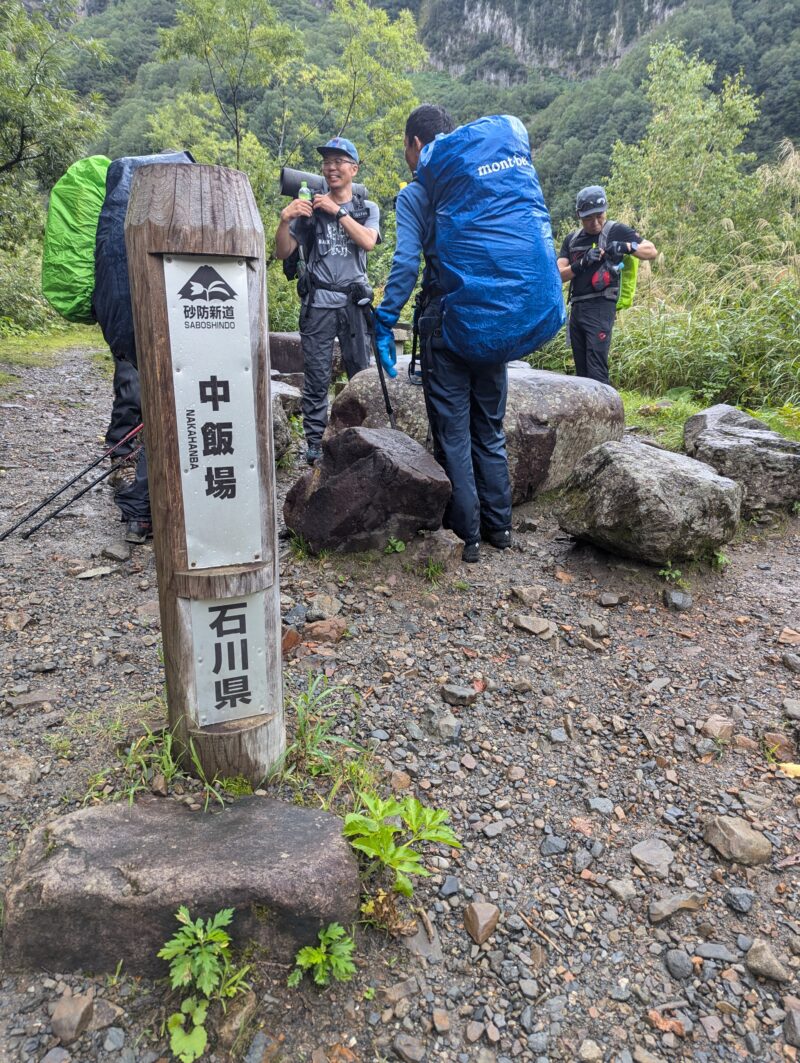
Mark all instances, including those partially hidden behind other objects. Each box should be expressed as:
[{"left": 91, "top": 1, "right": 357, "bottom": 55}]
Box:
[{"left": 598, "top": 220, "right": 614, "bottom": 249}]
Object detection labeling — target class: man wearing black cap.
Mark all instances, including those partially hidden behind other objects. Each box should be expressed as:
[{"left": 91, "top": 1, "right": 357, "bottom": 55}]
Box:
[
  {"left": 557, "top": 185, "right": 657, "bottom": 385},
  {"left": 275, "top": 137, "right": 380, "bottom": 464}
]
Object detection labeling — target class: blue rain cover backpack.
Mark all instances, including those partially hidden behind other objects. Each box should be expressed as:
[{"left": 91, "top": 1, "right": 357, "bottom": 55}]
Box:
[
  {"left": 415, "top": 115, "right": 565, "bottom": 364},
  {"left": 93, "top": 151, "right": 195, "bottom": 367}
]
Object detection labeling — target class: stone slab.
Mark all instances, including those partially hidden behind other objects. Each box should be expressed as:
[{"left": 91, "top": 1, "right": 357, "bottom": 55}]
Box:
[{"left": 2, "top": 796, "right": 359, "bottom": 974}]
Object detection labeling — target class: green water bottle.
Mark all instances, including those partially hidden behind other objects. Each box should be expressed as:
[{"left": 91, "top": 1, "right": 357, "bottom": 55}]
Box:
[{"left": 298, "top": 180, "right": 312, "bottom": 203}]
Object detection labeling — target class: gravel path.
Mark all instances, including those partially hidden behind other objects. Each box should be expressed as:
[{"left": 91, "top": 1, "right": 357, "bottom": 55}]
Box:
[{"left": 1, "top": 344, "right": 799, "bottom": 1063}]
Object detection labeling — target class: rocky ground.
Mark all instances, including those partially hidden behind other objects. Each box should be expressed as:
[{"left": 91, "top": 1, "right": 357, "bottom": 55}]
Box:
[{"left": 1, "top": 343, "right": 799, "bottom": 1063}]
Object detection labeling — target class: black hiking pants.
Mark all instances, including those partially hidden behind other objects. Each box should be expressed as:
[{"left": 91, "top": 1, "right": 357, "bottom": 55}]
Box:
[
  {"left": 420, "top": 345, "right": 512, "bottom": 545},
  {"left": 568, "top": 298, "right": 617, "bottom": 386},
  {"left": 107, "top": 350, "right": 150, "bottom": 523},
  {"left": 105, "top": 353, "right": 141, "bottom": 453},
  {"left": 300, "top": 304, "right": 371, "bottom": 448}
]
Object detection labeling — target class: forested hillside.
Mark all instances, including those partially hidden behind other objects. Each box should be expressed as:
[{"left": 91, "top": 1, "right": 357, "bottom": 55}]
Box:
[
  {"left": 3, "top": 0, "right": 799, "bottom": 412},
  {"left": 52, "top": 0, "right": 800, "bottom": 223}
]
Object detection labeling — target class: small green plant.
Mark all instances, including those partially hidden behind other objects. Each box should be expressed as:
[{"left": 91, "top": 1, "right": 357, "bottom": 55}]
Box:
[
  {"left": 167, "top": 996, "right": 208, "bottom": 1063},
  {"left": 287, "top": 922, "right": 356, "bottom": 988},
  {"left": 282, "top": 676, "right": 363, "bottom": 778},
  {"left": 43, "top": 733, "right": 72, "bottom": 758},
  {"left": 384, "top": 536, "right": 406, "bottom": 554},
  {"left": 219, "top": 774, "right": 254, "bottom": 797},
  {"left": 453, "top": 579, "right": 470, "bottom": 591},
  {"left": 288, "top": 413, "right": 304, "bottom": 440},
  {"left": 710, "top": 549, "right": 730, "bottom": 572},
  {"left": 422, "top": 558, "right": 445, "bottom": 587},
  {"left": 363, "top": 985, "right": 376, "bottom": 1000},
  {"left": 762, "top": 736, "right": 780, "bottom": 764},
  {"left": 658, "top": 561, "right": 689, "bottom": 589},
  {"left": 158, "top": 907, "right": 251, "bottom": 1062},
  {"left": 289, "top": 532, "right": 311, "bottom": 560},
  {"left": 792, "top": 500, "right": 800, "bottom": 516},
  {"left": 343, "top": 792, "right": 461, "bottom": 896},
  {"left": 187, "top": 741, "right": 227, "bottom": 812}
]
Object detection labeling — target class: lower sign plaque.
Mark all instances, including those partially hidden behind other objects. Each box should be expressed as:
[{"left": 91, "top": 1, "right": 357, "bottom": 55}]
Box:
[{"left": 191, "top": 592, "right": 269, "bottom": 726}]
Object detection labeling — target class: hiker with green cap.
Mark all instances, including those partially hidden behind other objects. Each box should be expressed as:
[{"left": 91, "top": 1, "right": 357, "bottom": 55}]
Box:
[
  {"left": 557, "top": 185, "right": 657, "bottom": 385},
  {"left": 275, "top": 137, "right": 381, "bottom": 465}
]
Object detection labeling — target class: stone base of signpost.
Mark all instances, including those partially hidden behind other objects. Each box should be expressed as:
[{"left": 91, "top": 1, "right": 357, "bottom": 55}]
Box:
[{"left": 3, "top": 797, "right": 360, "bottom": 975}]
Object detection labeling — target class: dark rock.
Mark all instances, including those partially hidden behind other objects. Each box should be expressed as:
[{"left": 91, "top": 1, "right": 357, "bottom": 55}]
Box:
[
  {"left": 684, "top": 404, "right": 800, "bottom": 515},
  {"left": 283, "top": 427, "right": 450, "bottom": 554},
  {"left": 663, "top": 588, "right": 693, "bottom": 612},
  {"left": 695, "top": 943, "right": 737, "bottom": 962},
  {"left": 784, "top": 1009, "right": 800, "bottom": 1048},
  {"left": 665, "top": 949, "right": 693, "bottom": 980},
  {"left": 724, "top": 887, "right": 754, "bottom": 914},
  {"left": 441, "top": 684, "right": 478, "bottom": 706},
  {"left": 328, "top": 359, "right": 624, "bottom": 504},
  {"left": 783, "top": 652, "right": 800, "bottom": 674},
  {"left": 3, "top": 796, "right": 360, "bottom": 974},
  {"left": 540, "top": 835, "right": 568, "bottom": 856},
  {"left": 555, "top": 438, "right": 741, "bottom": 564}
]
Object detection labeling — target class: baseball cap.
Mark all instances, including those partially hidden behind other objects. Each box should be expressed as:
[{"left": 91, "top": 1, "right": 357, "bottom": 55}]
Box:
[
  {"left": 576, "top": 185, "right": 608, "bottom": 217},
  {"left": 317, "top": 137, "right": 359, "bottom": 164}
]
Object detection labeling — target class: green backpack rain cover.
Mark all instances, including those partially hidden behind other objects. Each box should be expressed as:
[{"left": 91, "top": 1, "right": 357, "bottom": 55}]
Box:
[
  {"left": 616, "top": 254, "right": 639, "bottom": 310},
  {"left": 42, "top": 155, "right": 111, "bottom": 323}
]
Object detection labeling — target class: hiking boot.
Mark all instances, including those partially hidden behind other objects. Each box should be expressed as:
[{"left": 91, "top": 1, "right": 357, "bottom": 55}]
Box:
[
  {"left": 462, "top": 541, "right": 480, "bottom": 564},
  {"left": 306, "top": 444, "right": 322, "bottom": 465},
  {"left": 482, "top": 527, "right": 512, "bottom": 550},
  {"left": 125, "top": 519, "right": 153, "bottom": 544}
]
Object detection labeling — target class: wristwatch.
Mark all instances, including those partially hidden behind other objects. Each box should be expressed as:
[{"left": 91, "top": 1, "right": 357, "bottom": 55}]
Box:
[{"left": 336, "top": 206, "right": 348, "bottom": 223}]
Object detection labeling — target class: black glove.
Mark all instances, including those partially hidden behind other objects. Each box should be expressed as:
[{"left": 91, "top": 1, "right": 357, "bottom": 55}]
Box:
[
  {"left": 572, "top": 247, "right": 603, "bottom": 275},
  {"left": 605, "top": 240, "right": 631, "bottom": 261}
]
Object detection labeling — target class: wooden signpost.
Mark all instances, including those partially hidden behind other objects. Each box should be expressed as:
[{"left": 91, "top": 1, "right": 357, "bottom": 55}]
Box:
[{"left": 125, "top": 164, "right": 285, "bottom": 783}]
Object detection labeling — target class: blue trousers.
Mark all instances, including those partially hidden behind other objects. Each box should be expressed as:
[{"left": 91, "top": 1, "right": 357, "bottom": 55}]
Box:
[{"left": 421, "top": 346, "right": 512, "bottom": 543}]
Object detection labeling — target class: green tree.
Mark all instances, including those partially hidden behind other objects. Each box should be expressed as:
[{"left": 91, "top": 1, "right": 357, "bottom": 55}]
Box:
[
  {"left": 159, "top": 0, "right": 301, "bottom": 166},
  {"left": 0, "top": 0, "right": 104, "bottom": 248},
  {"left": 607, "top": 40, "right": 760, "bottom": 262},
  {"left": 315, "top": 0, "right": 426, "bottom": 200}
]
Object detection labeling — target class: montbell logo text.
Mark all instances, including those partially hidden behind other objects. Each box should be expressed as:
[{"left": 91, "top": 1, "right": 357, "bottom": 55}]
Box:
[{"left": 476, "top": 154, "right": 531, "bottom": 177}]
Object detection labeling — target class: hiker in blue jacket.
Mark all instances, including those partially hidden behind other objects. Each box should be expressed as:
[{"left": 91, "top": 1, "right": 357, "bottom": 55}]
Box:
[{"left": 373, "top": 105, "right": 513, "bottom": 565}]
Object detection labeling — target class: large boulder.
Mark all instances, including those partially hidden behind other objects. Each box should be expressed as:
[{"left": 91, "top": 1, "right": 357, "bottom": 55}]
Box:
[
  {"left": 268, "top": 331, "right": 342, "bottom": 377},
  {"left": 2, "top": 796, "right": 360, "bottom": 975},
  {"left": 683, "top": 404, "right": 800, "bottom": 515},
  {"left": 283, "top": 426, "right": 451, "bottom": 554},
  {"left": 328, "top": 358, "right": 624, "bottom": 503},
  {"left": 555, "top": 438, "right": 742, "bottom": 564}
]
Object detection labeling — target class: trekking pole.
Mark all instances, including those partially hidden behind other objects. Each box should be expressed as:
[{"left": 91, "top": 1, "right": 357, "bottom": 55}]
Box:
[
  {"left": 0, "top": 423, "right": 143, "bottom": 542},
  {"left": 365, "top": 305, "right": 397, "bottom": 430},
  {"left": 20, "top": 444, "right": 143, "bottom": 540}
]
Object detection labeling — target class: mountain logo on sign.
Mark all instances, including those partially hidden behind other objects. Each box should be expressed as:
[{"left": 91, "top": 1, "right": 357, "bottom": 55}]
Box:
[{"left": 178, "top": 265, "right": 237, "bottom": 302}]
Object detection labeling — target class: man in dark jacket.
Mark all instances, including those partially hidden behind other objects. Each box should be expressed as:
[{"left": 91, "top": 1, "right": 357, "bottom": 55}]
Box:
[
  {"left": 557, "top": 185, "right": 657, "bottom": 385},
  {"left": 372, "top": 105, "right": 513, "bottom": 565}
]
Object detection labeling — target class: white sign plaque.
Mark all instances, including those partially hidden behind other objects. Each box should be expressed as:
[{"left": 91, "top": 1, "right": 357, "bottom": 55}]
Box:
[
  {"left": 164, "top": 255, "right": 262, "bottom": 569},
  {"left": 191, "top": 592, "right": 269, "bottom": 726}
]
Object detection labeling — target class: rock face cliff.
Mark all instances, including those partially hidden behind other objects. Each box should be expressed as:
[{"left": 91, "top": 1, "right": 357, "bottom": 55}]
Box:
[{"left": 419, "top": 0, "right": 684, "bottom": 75}]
